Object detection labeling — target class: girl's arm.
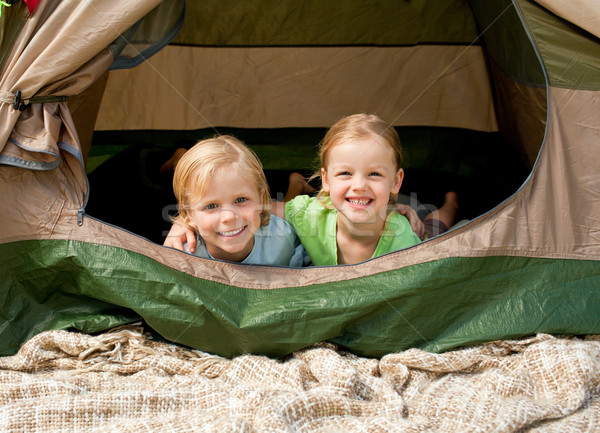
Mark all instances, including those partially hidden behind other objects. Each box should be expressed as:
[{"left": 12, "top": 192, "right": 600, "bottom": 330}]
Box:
[
  {"left": 395, "top": 203, "right": 425, "bottom": 240},
  {"left": 163, "top": 223, "right": 197, "bottom": 252}
]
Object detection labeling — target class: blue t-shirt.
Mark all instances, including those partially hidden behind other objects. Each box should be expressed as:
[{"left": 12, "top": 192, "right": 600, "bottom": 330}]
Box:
[{"left": 187, "top": 214, "right": 306, "bottom": 267}]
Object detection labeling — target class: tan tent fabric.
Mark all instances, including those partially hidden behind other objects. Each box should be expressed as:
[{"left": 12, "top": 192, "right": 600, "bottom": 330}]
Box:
[
  {"left": 490, "top": 63, "right": 546, "bottom": 169},
  {"left": 534, "top": 0, "right": 600, "bottom": 39},
  {"left": 12, "top": 85, "right": 593, "bottom": 290},
  {"left": 95, "top": 45, "right": 498, "bottom": 131},
  {"left": 2, "top": 74, "right": 597, "bottom": 290},
  {"left": 68, "top": 72, "right": 109, "bottom": 166},
  {"left": 3, "top": 87, "right": 596, "bottom": 289},
  {"left": 0, "top": 0, "right": 166, "bottom": 243},
  {"left": 0, "top": 0, "right": 165, "bottom": 236},
  {"left": 455, "top": 86, "right": 600, "bottom": 259},
  {"left": 392, "top": 86, "right": 600, "bottom": 267},
  {"left": 0, "top": 0, "right": 163, "bottom": 157},
  {"left": 0, "top": 325, "right": 598, "bottom": 432},
  {"left": 6, "top": 0, "right": 595, "bottom": 292},
  {"left": 4, "top": 71, "right": 597, "bottom": 292},
  {"left": 1, "top": 0, "right": 598, "bottom": 365}
]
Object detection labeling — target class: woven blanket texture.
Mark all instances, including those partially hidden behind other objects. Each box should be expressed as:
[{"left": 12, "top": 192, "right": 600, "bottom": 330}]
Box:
[{"left": 0, "top": 325, "right": 598, "bottom": 432}]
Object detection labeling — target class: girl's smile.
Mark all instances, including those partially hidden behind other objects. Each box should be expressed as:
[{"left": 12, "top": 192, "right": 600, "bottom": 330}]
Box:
[
  {"left": 346, "top": 197, "right": 373, "bottom": 208},
  {"left": 217, "top": 226, "right": 247, "bottom": 237}
]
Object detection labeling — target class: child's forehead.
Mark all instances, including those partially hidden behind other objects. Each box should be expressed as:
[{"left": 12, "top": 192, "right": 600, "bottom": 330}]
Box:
[
  {"left": 190, "top": 161, "right": 240, "bottom": 182},
  {"left": 324, "top": 139, "right": 399, "bottom": 172},
  {"left": 333, "top": 133, "right": 392, "bottom": 149},
  {"left": 187, "top": 166, "right": 259, "bottom": 199},
  {"left": 329, "top": 137, "right": 395, "bottom": 158}
]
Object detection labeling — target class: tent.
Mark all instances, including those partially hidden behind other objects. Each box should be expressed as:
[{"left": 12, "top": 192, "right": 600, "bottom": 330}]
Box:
[{"left": 0, "top": 0, "right": 599, "bottom": 359}]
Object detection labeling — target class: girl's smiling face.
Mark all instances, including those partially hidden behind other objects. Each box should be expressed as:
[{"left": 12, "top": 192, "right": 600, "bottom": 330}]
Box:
[
  {"left": 187, "top": 165, "right": 263, "bottom": 262},
  {"left": 321, "top": 135, "right": 404, "bottom": 232}
]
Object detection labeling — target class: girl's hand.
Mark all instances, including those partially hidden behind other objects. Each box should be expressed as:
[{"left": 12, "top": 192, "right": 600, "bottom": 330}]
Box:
[
  {"left": 163, "top": 223, "right": 197, "bottom": 252},
  {"left": 396, "top": 203, "right": 425, "bottom": 240}
]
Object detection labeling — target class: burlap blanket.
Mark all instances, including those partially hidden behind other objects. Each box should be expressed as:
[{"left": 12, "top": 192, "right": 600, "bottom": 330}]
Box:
[{"left": 0, "top": 325, "right": 598, "bottom": 432}]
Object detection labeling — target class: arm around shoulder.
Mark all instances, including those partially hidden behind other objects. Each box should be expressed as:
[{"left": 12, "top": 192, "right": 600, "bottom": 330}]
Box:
[{"left": 163, "top": 222, "right": 197, "bottom": 253}]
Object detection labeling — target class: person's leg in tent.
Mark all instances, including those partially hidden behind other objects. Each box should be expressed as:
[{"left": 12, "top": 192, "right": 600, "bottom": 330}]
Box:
[
  {"left": 423, "top": 191, "right": 460, "bottom": 238},
  {"left": 159, "top": 147, "right": 188, "bottom": 174},
  {"left": 284, "top": 172, "right": 315, "bottom": 202}
]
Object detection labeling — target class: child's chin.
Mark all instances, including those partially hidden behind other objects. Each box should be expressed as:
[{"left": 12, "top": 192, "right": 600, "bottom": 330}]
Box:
[
  {"left": 220, "top": 243, "right": 249, "bottom": 253},
  {"left": 348, "top": 210, "right": 386, "bottom": 224},
  {"left": 221, "top": 240, "right": 253, "bottom": 254},
  {"left": 344, "top": 206, "right": 375, "bottom": 217}
]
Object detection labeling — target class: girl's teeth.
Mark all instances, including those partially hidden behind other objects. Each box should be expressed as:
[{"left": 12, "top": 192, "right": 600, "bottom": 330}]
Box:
[
  {"left": 219, "top": 227, "right": 244, "bottom": 236},
  {"left": 348, "top": 199, "right": 370, "bottom": 205}
]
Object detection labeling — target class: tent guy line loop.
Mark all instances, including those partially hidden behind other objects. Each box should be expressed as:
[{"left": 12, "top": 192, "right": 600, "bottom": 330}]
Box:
[
  {"left": 12, "top": 90, "right": 27, "bottom": 111},
  {"left": 0, "top": 91, "right": 69, "bottom": 111}
]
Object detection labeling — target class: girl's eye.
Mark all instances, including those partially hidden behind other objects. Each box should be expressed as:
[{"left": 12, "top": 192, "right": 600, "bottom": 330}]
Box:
[
  {"left": 204, "top": 203, "right": 218, "bottom": 210},
  {"left": 234, "top": 197, "right": 248, "bottom": 204},
  {"left": 370, "top": 172, "right": 382, "bottom": 177},
  {"left": 337, "top": 171, "right": 351, "bottom": 176}
]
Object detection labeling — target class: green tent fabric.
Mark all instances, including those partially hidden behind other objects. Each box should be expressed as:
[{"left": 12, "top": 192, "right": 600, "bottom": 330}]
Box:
[{"left": 1, "top": 0, "right": 599, "bottom": 358}]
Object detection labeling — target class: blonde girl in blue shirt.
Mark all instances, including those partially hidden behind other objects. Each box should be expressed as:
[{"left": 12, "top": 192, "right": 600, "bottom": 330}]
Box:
[{"left": 170, "top": 135, "right": 304, "bottom": 266}]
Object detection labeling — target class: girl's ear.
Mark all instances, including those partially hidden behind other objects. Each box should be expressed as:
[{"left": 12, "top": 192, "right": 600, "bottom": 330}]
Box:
[
  {"left": 391, "top": 168, "right": 404, "bottom": 194},
  {"left": 320, "top": 168, "right": 330, "bottom": 192}
]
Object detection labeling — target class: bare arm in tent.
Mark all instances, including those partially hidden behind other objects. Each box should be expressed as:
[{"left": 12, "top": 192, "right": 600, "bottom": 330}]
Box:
[
  {"left": 163, "top": 222, "right": 198, "bottom": 253},
  {"left": 398, "top": 203, "right": 425, "bottom": 240},
  {"left": 159, "top": 148, "right": 188, "bottom": 174}
]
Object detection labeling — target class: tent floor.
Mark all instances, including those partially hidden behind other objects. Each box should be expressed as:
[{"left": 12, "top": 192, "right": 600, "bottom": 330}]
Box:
[{"left": 86, "top": 127, "right": 531, "bottom": 244}]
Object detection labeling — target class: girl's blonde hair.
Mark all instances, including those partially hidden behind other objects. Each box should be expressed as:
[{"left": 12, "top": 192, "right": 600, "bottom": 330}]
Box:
[
  {"left": 172, "top": 135, "right": 271, "bottom": 231},
  {"left": 314, "top": 113, "right": 404, "bottom": 199}
]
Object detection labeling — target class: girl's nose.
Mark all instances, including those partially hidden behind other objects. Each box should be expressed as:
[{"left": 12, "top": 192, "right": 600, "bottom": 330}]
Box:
[
  {"left": 219, "top": 206, "right": 238, "bottom": 222},
  {"left": 351, "top": 175, "right": 367, "bottom": 190}
]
